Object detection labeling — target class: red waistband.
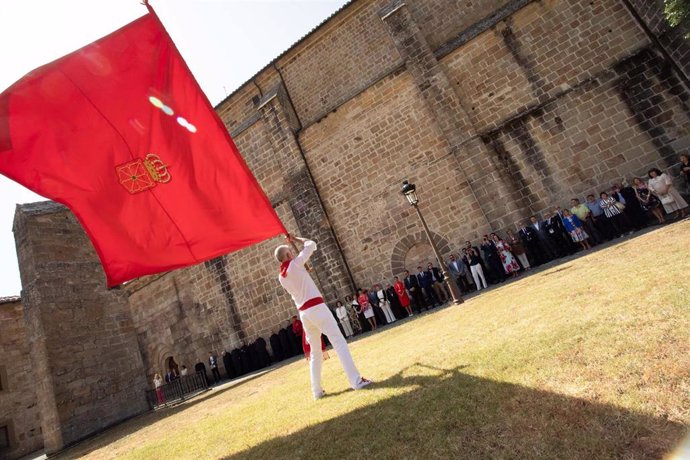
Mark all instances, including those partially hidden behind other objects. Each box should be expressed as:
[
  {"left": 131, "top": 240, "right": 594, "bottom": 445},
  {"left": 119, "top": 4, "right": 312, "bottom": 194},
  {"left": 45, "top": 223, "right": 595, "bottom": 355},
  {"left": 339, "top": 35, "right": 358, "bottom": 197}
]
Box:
[{"left": 299, "top": 297, "right": 324, "bottom": 311}]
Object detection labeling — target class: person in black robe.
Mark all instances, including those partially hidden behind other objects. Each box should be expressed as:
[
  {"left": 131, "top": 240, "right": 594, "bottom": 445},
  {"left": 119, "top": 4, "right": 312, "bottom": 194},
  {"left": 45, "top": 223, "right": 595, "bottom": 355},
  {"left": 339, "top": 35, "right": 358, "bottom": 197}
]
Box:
[
  {"left": 385, "top": 283, "right": 403, "bottom": 320},
  {"left": 194, "top": 362, "right": 208, "bottom": 386},
  {"left": 543, "top": 212, "right": 573, "bottom": 257},
  {"left": 269, "top": 332, "right": 283, "bottom": 362},
  {"left": 222, "top": 350, "right": 235, "bottom": 380},
  {"left": 278, "top": 327, "right": 294, "bottom": 358},
  {"left": 286, "top": 320, "right": 301, "bottom": 356},
  {"left": 246, "top": 342, "right": 260, "bottom": 372},
  {"left": 230, "top": 348, "right": 243, "bottom": 377},
  {"left": 239, "top": 343, "right": 253, "bottom": 373},
  {"left": 254, "top": 337, "right": 271, "bottom": 369}
]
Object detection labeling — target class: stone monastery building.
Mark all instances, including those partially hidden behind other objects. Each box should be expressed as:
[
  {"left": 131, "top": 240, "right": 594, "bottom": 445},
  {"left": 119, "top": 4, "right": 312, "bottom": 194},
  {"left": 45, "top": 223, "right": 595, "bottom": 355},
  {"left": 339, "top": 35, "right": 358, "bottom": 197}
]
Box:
[{"left": 1, "top": 0, "right": 689, "bottom": 458}]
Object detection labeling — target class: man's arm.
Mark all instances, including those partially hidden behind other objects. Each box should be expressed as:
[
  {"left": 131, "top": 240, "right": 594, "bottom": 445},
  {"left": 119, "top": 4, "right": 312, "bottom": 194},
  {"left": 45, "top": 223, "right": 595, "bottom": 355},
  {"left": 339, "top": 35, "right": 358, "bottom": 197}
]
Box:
[{"left": 287, "top": 235, "right": 317, "bottom": 266}]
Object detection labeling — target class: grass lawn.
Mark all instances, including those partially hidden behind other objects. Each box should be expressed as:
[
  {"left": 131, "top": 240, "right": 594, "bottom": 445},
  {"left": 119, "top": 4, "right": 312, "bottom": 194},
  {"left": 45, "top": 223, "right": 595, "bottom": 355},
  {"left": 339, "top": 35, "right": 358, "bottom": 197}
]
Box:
[{"left": 56, "top": 221, "right": 690, "bottom": 459}]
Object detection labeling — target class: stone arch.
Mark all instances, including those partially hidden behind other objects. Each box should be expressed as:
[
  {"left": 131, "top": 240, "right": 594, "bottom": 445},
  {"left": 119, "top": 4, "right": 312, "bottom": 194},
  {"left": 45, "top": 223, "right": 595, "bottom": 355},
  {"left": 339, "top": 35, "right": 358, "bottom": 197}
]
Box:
[
  {"left": 149, "top": 343, "right": 175, "bottom": 377},
  {"left": 390, "top": 231, "right": 452, "bottom": 277}
]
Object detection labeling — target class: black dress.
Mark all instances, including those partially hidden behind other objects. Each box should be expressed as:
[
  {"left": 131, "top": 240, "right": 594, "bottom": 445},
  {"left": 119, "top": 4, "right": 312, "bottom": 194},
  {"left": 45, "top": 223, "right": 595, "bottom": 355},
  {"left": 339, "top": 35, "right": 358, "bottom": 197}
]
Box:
[{"left": 636, "top": 186, "right": 660, "bottom": 212}]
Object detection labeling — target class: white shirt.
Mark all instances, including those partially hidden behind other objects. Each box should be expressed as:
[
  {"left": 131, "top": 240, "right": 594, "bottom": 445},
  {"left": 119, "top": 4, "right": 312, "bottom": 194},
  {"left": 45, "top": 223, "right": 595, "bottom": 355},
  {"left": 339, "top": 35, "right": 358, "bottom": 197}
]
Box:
[
  {"left": 180, "top": 368, "right": 188, "bottom": 376},
  {"left": 278, "top": 240, "right": 322, "bottom": 309},
  {"left": 336, "top": 306, "right": 348, "bottom": 320}
]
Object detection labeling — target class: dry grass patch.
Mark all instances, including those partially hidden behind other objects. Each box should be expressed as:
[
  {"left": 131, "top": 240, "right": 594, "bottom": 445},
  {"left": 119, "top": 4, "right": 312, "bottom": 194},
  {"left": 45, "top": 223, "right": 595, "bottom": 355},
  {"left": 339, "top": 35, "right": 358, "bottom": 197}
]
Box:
[{"left": 56, "top": 222, "right": 690, "bottom": 459}]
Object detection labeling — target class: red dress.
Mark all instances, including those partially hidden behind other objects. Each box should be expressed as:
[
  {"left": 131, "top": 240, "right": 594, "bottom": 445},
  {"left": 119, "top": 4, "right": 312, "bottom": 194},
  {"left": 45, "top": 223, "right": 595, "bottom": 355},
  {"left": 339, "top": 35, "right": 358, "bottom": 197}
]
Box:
[{"left": 394, "top": 280, "right": 410, "bottom": 307}]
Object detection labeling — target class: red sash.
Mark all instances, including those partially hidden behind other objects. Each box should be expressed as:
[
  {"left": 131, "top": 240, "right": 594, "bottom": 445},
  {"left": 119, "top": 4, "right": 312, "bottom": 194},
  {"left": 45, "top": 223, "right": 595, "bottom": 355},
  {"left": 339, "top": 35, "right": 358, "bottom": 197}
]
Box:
[{"left": 299, "top": 297, "right": 324, "bottom": 311}]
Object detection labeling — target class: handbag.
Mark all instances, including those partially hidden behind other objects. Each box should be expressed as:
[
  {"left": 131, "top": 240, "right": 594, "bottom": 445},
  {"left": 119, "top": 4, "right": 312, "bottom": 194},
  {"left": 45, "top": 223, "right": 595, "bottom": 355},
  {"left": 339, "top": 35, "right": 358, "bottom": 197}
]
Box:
[{"left": 660, "top": 194, "right": 675, "bottom": 205}]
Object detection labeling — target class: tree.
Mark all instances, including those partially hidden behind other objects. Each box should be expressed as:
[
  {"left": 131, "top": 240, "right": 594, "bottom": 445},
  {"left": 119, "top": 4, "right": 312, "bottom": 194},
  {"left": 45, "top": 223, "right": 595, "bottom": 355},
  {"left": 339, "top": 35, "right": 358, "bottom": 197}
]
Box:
[{"left": 664, "top": 0, "right": 690, "bottom": 38}]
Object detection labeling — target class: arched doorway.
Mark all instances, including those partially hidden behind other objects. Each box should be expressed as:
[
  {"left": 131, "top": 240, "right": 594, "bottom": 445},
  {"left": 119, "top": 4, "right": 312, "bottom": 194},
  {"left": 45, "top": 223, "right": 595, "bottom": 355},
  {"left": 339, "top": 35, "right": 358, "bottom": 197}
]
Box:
[
  {"left": 165, "top": 356, "right": 179, "bottom": 376},
  {"left": 390, "top": 230, "right": 452, "bottom": 277},
  {"left": 404, "top": 242, "right": 435, "bottom": 274}
]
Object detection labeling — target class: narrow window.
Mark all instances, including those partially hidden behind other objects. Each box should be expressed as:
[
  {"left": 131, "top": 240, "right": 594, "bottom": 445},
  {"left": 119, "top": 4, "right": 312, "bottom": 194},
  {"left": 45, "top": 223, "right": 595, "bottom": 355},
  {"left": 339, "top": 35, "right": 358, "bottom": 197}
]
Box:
[{"left": 0, "top": 425, "right": 10, "bottom": 448}]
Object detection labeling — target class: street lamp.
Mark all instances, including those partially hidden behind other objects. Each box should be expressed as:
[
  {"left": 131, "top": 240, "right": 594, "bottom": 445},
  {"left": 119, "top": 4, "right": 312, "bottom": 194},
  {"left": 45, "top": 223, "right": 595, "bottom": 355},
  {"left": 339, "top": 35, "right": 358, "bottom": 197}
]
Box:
[{"left": 400, "top": 180, "right": 463, "bottom": 305}]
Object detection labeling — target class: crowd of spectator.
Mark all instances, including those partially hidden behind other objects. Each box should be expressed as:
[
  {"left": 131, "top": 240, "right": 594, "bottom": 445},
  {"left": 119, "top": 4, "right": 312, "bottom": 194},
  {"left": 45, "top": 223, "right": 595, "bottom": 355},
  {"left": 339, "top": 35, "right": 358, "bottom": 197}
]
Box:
[
  {"left": 153, "top": 160, "right": 690, "bottom": 392},
  {"left": 331, "top": 163, "right": 690, "bottom": 336}
]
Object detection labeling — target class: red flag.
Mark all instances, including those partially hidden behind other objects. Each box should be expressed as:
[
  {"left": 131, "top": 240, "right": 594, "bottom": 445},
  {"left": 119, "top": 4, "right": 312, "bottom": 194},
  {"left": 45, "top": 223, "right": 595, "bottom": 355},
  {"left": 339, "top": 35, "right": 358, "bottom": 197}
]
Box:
[{"left": 0, "top": 10, "right": 286, "bottom": 287}]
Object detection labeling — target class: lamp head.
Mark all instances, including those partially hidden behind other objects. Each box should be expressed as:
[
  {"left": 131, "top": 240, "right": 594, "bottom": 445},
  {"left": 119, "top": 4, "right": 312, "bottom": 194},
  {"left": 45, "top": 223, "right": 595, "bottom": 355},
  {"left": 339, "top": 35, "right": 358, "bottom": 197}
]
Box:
[{"left": 401, "top": 180, "right": 418, "bottom": 206}]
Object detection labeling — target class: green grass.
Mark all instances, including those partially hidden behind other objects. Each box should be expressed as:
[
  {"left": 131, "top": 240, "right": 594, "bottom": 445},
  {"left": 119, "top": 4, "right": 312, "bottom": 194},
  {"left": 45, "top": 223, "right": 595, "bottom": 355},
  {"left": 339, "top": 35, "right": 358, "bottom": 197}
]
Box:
[{"left": 56, "top": 221, "right": 690, "bottom": 459}]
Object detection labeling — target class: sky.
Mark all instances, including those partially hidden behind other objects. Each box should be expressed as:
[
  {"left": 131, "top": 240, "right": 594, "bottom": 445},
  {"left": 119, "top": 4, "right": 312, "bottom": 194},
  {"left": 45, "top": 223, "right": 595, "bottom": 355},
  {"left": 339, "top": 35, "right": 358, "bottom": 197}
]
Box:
[{"left": 0, "top": 0, "right": 349, "bottom": 297}]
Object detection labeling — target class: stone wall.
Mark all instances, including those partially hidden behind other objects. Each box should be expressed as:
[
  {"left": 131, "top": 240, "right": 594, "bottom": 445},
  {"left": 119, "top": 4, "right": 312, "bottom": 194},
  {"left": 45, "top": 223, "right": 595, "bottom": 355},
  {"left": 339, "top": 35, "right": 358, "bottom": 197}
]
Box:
[
  {"left": 0, "top": 297, "right": 42, "bottom": 460},
  {"left": 13, "top": 203, "right": 148, "bottom": 455},
  {"left": 125, "top": 0, "right": 690, "bottom": 355}
]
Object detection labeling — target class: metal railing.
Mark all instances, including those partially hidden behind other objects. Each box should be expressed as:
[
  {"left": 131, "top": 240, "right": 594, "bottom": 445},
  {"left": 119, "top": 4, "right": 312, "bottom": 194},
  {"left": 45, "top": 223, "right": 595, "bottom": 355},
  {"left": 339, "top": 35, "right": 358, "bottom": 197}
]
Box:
[{"left": 145, "top": 372, "right": 209, "bottom": 409}]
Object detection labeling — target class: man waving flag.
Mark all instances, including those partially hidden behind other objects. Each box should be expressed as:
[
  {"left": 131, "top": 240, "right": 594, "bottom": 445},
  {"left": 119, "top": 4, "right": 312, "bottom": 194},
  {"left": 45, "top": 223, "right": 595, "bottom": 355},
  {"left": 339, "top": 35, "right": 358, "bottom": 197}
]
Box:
[{"left": 0, "top": 4, "right": 286, "bottom": 286}]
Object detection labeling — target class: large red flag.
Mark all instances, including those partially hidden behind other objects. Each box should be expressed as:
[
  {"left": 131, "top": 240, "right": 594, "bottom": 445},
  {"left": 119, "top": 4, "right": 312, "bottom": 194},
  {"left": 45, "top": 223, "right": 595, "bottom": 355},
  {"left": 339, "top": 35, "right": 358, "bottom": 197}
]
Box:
[{"left": 0, "top": 9, "right": 286, "bottom": 287}]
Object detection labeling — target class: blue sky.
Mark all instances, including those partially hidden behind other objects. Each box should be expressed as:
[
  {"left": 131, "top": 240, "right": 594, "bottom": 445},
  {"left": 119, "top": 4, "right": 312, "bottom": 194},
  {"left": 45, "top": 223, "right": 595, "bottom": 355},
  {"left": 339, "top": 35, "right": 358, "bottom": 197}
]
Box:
[{"left": 0, "top": 0, "right": 349, "bottom": 296}]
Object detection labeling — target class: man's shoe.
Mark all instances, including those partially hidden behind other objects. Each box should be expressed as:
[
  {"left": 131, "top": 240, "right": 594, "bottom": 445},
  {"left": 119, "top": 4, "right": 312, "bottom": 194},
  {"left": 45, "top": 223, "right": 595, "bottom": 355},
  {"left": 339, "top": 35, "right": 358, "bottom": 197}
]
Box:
[
  {"left": 354, "top": 377, "right": 373, "bottom": 390},
  {"left": 314, "top": 389, "right": 326, "bottom": 400}
]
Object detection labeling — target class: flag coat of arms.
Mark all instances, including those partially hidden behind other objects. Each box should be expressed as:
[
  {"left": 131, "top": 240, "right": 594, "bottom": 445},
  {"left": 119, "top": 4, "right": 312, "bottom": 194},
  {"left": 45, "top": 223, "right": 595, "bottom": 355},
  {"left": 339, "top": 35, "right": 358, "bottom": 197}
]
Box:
[{"left": 0, "top": 10, "right": 286, "bottom": 286}]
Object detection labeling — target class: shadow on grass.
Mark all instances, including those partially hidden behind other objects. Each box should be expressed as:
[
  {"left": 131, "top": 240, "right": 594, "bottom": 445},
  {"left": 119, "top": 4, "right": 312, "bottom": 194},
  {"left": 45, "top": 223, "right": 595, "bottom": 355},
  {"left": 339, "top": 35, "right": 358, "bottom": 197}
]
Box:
[{"left": 230, "top": 363, "right": 687, "bottom": 459}]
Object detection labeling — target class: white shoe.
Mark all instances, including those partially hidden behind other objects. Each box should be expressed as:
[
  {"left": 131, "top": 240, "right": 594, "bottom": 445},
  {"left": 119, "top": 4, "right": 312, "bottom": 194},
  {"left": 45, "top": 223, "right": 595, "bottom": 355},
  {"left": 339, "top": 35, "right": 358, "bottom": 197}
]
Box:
[
  {"left": 314, "top": 389, "right": 326, "bottom": 400},
  {"left": 353, "top": 377, "right": 373, "bottom": 390}
]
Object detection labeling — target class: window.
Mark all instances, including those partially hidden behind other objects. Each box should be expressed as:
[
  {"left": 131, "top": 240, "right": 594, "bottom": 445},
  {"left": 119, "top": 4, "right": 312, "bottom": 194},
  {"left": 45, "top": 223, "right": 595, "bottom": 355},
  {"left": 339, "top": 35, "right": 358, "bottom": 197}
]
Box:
[{"left": 0, "top": 425, "right": 9, "bottom": 449}]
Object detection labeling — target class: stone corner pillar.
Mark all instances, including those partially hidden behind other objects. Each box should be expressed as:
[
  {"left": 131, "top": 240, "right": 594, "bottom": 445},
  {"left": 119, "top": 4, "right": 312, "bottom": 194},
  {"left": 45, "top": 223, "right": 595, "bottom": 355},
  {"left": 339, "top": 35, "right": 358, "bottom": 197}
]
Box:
[
  {"left": 13, "top": 202, "right": 148, "bottom": 454},
  {"left": 257, "top": 86, "right": 356, "bottom": 300}
]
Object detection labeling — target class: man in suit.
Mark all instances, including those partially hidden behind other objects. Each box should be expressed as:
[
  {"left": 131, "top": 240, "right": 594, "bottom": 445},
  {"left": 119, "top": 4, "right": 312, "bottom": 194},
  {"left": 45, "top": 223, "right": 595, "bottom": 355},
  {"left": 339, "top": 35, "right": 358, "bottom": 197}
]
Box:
[
  {"left": 528, "top": 215, "right": 557, "bottom": 263},
  {"left": 426, "top": 262, "right": 448, "bottom": 304},
  {"left": 222, "top": 350, "right": 235, "bottom": 380},
  {"left": 517, "top": 225, "right": 540, "bottom": 266},
  {"left": 543, "top": 210, "right": 573, "bottom": 257},
  {"left": 448, "top": 253, "right": 473, "bottom": 293},
  {"left": 416, "top": 266, "right": 437, "bottom": 308},
  {"left": 404, "top": 269, "right": 425, "bottom": 313},
  {"left": 208, "top": 351, "right": 221, "bottom": 384}
]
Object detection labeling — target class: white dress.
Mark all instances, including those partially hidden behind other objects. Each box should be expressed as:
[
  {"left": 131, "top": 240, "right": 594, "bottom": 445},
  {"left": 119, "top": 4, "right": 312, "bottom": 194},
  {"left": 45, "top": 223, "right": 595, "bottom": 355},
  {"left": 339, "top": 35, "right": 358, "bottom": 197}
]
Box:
[{"left": 648, "top": 173, "right": 688, "bottom": 213}]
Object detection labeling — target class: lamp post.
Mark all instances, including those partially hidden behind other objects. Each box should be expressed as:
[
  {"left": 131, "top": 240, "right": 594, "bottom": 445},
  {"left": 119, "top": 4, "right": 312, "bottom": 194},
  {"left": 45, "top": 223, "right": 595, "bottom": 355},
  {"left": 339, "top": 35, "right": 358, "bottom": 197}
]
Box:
[{"left": 401, "top": 180, "right": 463, "bottom": 305}]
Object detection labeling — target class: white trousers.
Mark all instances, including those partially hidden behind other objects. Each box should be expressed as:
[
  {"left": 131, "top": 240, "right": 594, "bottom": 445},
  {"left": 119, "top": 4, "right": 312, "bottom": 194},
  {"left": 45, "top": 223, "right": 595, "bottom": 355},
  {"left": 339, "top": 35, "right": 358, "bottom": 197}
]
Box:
[
  {"left": 516, "top": 253, "right": 530, "bottom": 269},
  {"left": 300, "top": 304, "right": 361, "bottom": 397},
  {"left": 380, "top": 301, "right": 396, "bottom": 323},
  {"left": 339, "top": 317, "right": 353, "bottom": 337},
  {"left": 470, "top": 264, "right": 488, "bottom": 290}
]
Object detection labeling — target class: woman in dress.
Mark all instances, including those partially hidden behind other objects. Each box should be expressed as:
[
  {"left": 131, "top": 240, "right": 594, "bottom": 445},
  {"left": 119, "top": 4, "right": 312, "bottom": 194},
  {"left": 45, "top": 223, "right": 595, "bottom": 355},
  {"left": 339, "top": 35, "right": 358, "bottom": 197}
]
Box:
[
  {"left": 647, "top": 168, "right": 688, "bottom": 219},
  {"left": 153, "top": 372, "right": 165, "bottom": 405},
  {"left": 490, "top": 233, "right": 520, "bottom": 278},
  {"left": 345, "top": 294, "right": 363, "bottom": 334},
  {"left": 357, "top": 288, "right": 377, "bottom": 331},
  {"left": 506, "top": 229, "right": 530, "bottom": 270},
  {"left": 632, "top": 177, "right": 664, "bottom": 224},
  {"left": 560, "top": 209, "right": 591, "bottom": 250},
  {"left": 393, "top": 276, "right": 413, "bottom": 317}
]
